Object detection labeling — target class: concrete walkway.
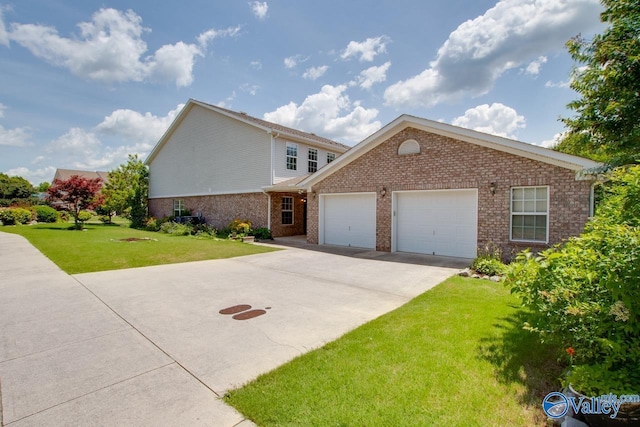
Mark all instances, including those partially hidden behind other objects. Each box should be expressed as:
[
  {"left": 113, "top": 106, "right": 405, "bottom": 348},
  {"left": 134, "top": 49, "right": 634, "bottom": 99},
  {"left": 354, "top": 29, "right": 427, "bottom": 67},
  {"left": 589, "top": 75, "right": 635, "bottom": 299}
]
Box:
[{"left": 0, "top": 232, "right": 463, "bottom": 426}]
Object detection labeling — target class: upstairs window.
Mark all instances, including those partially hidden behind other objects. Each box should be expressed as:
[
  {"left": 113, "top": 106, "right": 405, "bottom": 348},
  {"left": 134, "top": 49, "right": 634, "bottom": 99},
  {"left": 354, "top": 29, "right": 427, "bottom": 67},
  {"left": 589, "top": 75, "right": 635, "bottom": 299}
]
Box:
[
  {"left": 327, "top": 152, "right": 336, "bottom": 163},
  {"left": 282, "top": 196, "right": 293, "bottom": 225},
  {"left": 308, "top": 148, "right": 318, "bottom": 173},
  {"left": 511, "top": 186, "right": 549, "bottom": 243},
  {"left": 286, "top": 143, "right": 298, "bottom": 170}
]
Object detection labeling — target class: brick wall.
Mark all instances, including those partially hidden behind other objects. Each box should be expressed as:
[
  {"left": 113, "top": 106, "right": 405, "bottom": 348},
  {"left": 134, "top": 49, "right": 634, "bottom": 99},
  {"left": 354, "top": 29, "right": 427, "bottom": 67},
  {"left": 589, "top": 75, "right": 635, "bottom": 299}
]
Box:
[
  {"left": 269, "top": 192, "right": 306, "bottom": 237},
  {"left": 149, "top": 192, "right": 269, "bottom": 232},
  {"left": 307, "top": 128, "right": 593, "bottom": 258}
]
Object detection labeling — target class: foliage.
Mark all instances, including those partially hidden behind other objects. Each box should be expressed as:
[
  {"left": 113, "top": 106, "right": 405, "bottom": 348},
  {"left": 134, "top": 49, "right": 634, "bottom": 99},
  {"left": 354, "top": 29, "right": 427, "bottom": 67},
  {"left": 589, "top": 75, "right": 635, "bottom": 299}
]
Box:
[
  {"left": 0, "top": 173, "right": 34, "bottom": 200},
  {"left": 471, "top": 242, "right": 506, "bottom": 276},
  {"left": 95, "top": 204, "right": 114, "bottom": 224},
  {"left": 250, "top": 227, "right": 273, "bottom": 240},
  {"left": 144, "top": 217, "right": 162, "bottom": 232},
  {"left": 504, "top": 165, "right": 640, "bottom": 395},
  {"left": 77, "top": 210, "right": 93, "bottom": 225},
  {"left": 47, "top": 175, "right": 102, "bottom": 230},
  {"left": 0, "top": 207, "right": 34, "bottom": 225},
  {"left": 159, "top": 221, "right": 194, "bottom": 236},
  {"left": 557, "top": 0, "right": 640, "bottom": 165},
  {"left": 102, "top": 154, "right": 149, "bottom": 229},
  {"left": 36, "top": 182, "right": 50, "bottom": 193},
  {"left": 228, "top": 219, "right": 252, "bottom": 236},
  {"left": 32, "top": 205, "right": 59, "bottom": 223}
]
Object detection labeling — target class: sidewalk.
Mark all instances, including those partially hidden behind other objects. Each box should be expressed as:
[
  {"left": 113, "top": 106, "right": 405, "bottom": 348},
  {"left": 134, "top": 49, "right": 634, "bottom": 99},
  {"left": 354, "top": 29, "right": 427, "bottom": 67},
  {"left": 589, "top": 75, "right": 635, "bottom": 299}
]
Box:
[{"left": 0, "top": 232, "right": 252, "bottom": 426}]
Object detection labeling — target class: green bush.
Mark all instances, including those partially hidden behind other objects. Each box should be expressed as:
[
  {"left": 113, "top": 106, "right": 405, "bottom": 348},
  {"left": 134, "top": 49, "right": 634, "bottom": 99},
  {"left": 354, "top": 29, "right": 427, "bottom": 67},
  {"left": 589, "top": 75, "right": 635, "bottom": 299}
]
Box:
[
  {"left": 77, "top": 211, "right": 93, "bottom": 223},
  {"left": 32, "top": 205, "right": 59, "bottom": 223},
  {"left": 470, "top": 257, "right": 506, "bottom": 276},
  {"left": 159, "top": 221, "right": 193, "bottom": 236},
  {"left": 505, "top": 165, "right": 640, "bottom": 396},
  {"left": 228, "top": 218, "right": 252, "bottom": 235},
  {"left": 250, "top": 227, "right": 273, "bottom": 240},
  {"left": 0, "top": 207, "right": 34, "bottom": 225}
]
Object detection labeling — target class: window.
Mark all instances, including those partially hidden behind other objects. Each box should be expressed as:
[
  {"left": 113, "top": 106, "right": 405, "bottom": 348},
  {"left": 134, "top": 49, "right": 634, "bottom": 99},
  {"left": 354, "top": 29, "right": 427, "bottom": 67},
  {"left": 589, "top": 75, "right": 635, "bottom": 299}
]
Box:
[
  {"left": 308, "top": 148, "right": 318, "bottom": 173},
  {"left": 281, "top": 196, "right": 293, "bottom": 225},
  {"left": 286, "top": 143, "right": 298, "bottom": 170},
  {"left": 173, "top": 199, "right": 185, "bottom": 217},
  {"left": 327, "top": 152, "right": 336, "bottom": 163},
  {"left": 398, "top": 139, "right": 421, "bottom": 155},
  {"left": 511, "top": 187, "right": 548, "bottom": 242}
]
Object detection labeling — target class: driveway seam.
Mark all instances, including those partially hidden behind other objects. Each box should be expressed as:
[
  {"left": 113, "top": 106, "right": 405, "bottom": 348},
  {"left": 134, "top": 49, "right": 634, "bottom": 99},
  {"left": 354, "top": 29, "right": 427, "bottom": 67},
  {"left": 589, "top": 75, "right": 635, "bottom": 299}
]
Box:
[
  {"left": 71, "top": 275, "right": 223, "bottom": 399},
  {"left": 3, "top": 362, "right": 176, "bottom": 426}
]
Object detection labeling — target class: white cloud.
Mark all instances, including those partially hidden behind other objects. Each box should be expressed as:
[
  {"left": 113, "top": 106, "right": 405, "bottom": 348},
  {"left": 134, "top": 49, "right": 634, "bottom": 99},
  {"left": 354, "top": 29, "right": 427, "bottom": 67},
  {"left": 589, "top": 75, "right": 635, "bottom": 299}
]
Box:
[
  {"left": 356, "top": 61, "right": 391, "bottom": 89},
  {"left": 250, "top": 60, "right": 262, "bottom": 70},
  {"left": 263, "top": 84, "right": 381, "bottom": 143},
  {"left": 0, "top": 7, "right": 8, "bottom": 47},
  {"left": 196, "top": 25, "right": 242, "bottom": 48},
  {"left": 536, "top": 132, "right": 564, "bottom": 148},
  {"left": 545, "top": 79, "right": 570, "bottom": 88},
  {"left": 384, "top": 0, "right": 602, "bottom": 108},
  {"left": 451, "top": 103, "right": 525, "bottom": 139},
  {"left": 240, "top": 83, "right": 259, "bottom": 95},
  {"left": 283, "top": 54, "right": 308, "bottom": 69},
  {"left": 250, "top": 1, "right": 269, "bottom": 20},
  {"left": 524, "top": 56, "right": 547, "bottom": 76},
  {"left": 303, "top": 65, "right": 329, "bottom": 80},
  {"left": 341, "top": 36, "right": 390, "bottom": 62},
  {"left": 0, "top": 102, "right": 5, "bottom": 118},
  {"left": 0, "top": 124, "right": 31, "bottom": 147},
  {"left": 7, "top": 166, "right": 57, "bottom": 185},
  {"left": 7, "top": 8, "right": 240, "bottom": 87}
]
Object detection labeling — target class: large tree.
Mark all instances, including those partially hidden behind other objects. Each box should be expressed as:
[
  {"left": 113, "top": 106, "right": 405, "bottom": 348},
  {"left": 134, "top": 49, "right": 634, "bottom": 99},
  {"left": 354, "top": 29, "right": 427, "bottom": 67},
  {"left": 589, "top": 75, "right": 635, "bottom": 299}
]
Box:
[
  {"left": 47, "top": 175, "right": 102, "bottom": 229},
  {"left": 102, "top": 154, "right": 149, "bottom": 228},
  {"left": 557, "top": 0, "right": 640, "bottom": 166},
  {"left": 0, "top": 173, "right": 34, "bottom": 205}
]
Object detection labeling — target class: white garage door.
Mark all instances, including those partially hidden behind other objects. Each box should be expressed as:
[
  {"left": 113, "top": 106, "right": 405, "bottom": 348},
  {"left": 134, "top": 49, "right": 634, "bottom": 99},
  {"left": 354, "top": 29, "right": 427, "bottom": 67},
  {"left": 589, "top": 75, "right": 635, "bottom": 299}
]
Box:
[
  {"left": 395, "top": 189, "right": 477, "bottom": 258},
  {"left": 322, "top": 193, "right": 376, "bottom": 249}
]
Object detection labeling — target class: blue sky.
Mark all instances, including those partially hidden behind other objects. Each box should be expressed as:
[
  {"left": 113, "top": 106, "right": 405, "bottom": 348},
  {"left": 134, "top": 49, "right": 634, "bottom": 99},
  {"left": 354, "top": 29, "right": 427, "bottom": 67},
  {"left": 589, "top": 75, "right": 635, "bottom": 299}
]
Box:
[{"left": 0, "top": 0, "right": 604, "bottom": 184}]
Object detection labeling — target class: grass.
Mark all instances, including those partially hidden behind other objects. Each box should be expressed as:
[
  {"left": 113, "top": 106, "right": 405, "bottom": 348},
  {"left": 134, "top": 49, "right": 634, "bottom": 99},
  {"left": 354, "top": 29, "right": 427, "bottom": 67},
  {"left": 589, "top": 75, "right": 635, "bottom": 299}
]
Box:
[
  {"left": 1, "top": 220, "right": 278, "bottom": 274},
  {"left": 225, "top": 277, "right": 563, "bottom": 426}
]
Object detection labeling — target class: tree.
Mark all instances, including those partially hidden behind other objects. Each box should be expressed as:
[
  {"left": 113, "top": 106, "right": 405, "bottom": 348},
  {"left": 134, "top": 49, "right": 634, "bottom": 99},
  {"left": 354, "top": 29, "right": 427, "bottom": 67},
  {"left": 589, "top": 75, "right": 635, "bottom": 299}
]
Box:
[
  {"left": 102, "top": 154, "right": 149, "bottom": 228},
  {"left": 0, "top": 173, "right": 35, "bottom": 205},
  {"left": 36, "top": 182, "right": 51, "bottom": 193},
  {"left": 47, "top": 175, "right": 102, "bottom": 229},
  {"left": 557, "top": 0, "right": 640, "bottom": 165}
]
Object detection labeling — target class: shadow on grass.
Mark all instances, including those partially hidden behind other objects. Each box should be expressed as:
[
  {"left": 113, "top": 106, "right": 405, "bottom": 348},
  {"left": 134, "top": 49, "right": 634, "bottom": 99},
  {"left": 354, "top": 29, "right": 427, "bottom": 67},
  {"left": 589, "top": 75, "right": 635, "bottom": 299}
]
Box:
[{"left": 478, "top": 306, "right": 565, "bottom": 407}]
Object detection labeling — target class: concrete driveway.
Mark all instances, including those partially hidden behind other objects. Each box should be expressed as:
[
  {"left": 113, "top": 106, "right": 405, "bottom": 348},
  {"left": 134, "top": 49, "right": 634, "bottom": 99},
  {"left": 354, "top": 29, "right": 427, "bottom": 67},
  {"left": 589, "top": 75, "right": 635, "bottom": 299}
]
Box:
[{"left": 0, "top": 232, "right": 463, "bottom": 426}]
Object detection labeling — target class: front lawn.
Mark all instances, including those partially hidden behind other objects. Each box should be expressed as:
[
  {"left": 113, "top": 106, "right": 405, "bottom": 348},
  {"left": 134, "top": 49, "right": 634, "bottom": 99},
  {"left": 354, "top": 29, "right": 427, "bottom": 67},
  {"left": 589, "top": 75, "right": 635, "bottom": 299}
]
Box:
[
  {"left": 225, "top": 277, "right": 562, "bottom": 426},
  {"left": 1, "top": 221, "right": 278, "bottom": 274}
]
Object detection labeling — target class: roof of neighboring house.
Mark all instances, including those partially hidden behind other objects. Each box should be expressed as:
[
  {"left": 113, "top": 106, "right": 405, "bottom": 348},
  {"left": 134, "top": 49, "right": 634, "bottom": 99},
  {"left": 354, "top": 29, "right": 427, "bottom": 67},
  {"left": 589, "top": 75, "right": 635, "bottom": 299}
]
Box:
[
  {"left": 146, "top": 99, "right": 350, "bottom": 165},
  {"left": 53, "top": 169, "right": 109, "bottom": 183},
  {"left": 300, "top": 114, "right": 602, "bottom": 188},
  {"left": 262, "top": 175, "right": 311, "bottom": 193}
]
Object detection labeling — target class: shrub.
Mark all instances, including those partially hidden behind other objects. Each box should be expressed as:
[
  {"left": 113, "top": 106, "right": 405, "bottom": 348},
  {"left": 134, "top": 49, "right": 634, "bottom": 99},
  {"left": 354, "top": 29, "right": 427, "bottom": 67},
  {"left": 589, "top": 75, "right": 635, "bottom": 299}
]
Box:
[
  {"left": 58, "top": 210, "right": 70, "bottom": 222},
  {"left": 0, "top": 207, "right": 34, "bottom": 225},
  {"left": 32, "top": 205, "right": 59, "bottom": 223},
  {"left": 159, "top": 221, "right": 193, "bottom": 236},
  {"left": 470, "top": 257, "right": 506, "bottom": 276},
  {"left": 145, "top": 217, "right": 160, "bottom": 232},
  {"left": 504, "top": 165, "right": 640, "bottom": 396},
  {"left": 250, "top": 227, "right": 273, "bottom": 240},
  {"left": 229, "top": 218, "right": 252, "bottom": 235},
  {"left": 77, "top": 210, "right": 93, "bottom": 223}
]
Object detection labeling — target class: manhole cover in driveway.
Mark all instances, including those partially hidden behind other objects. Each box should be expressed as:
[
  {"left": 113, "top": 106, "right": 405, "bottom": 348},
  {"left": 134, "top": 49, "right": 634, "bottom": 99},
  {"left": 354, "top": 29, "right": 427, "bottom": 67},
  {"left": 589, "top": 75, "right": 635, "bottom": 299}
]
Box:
[
  {"left": 219, "top": 304, "right": 252, "bottom": 315},
  {"left": 232, "top": 309, "right": 267, "bottom": 320}
]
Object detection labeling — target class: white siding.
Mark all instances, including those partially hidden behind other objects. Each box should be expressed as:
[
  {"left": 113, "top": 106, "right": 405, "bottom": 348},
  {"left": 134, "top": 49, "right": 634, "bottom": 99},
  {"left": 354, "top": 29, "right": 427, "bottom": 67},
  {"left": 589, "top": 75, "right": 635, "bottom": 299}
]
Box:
[
  {"left": 149, "top": 105, "right": 271, "bottom": 198},
  {"left": 273, "top": 139, "right": 339, "bottom": 183}
]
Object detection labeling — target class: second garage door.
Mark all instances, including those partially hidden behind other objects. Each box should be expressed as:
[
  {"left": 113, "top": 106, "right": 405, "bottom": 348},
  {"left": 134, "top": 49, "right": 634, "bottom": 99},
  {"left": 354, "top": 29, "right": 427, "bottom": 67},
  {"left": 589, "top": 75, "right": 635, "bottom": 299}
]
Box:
[
  {"left": 395, "top": 189, "right": 477, "bottom": 258},
  {"left": 322, "top": 193, "right": 376, "bottom": 249}
]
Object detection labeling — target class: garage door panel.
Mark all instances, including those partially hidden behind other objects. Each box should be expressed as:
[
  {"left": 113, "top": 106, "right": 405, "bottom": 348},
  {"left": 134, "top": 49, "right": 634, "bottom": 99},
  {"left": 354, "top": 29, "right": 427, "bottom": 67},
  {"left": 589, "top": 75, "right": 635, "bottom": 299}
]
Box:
[
  {"left": 323, "top": 194, "right": 376, "bottom": 249},
  {"left": 396, "top": 190, "right": 477, "bottom": 258}
]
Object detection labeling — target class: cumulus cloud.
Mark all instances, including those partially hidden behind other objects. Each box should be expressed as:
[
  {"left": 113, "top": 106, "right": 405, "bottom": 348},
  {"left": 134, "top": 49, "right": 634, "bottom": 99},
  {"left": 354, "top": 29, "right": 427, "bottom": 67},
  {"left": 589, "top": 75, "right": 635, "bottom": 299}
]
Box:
[
  {"left": 0, "top": 7, "right": 8, "bottom": 47},
  {"left": 0, "top": 124, "right": 31, "bottom": 147},
  {"left": 545, "top": 79, "right": 570, "bottom": 88},
  {"left": 451, "top": 103, "right": 525, "bottom": 139},
  {"left": 536, "top": 132, "right": 563, "bottom": 148},
  {"left": 283, "top": 54, "right": 309, "bottom": 69},
  {"left": 250, "top": 1, "right": 269, "bottom": 20},
  {"left": 341, "top": 36, "right": 390, "bottom": 62},
  {"left": 384, "top": 0, "right": 602, "bottom": 108},
  {"left": 7, "top": 8, "right": 240, "bottom": 87},
  {"left": 355, "top": 62, "right": 391, "bottom": 89},
  {"left": 263, "top": 84, "right": 381, "bottom": 143},
  {"left": 523, "top": 56, "right": 548, "bottom": 76},
  {"left": 7, "top": 166, "right": 57, "bottom": 185},
  {"left": 303, "top": 65, "right": 329, "bottom": 80}
]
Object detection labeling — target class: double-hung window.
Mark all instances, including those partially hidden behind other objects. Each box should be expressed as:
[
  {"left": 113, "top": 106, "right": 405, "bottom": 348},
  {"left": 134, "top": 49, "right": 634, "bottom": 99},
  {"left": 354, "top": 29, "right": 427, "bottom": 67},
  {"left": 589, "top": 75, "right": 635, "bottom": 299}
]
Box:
[
  {"left": 327, "top": 152, "right": 336, "bottom": 163},
  {"left": 308, "top": 148, "right": 318, "bottom": 173},
  {"left": 286, "top": 143, "right": 298, "bottom": 170},
  {"left": 510, "top": 186, "right": 548, "bottom": 243},
  {"left": 173, "top": 199, "right": 185, "bottom": 217},
  {"left": 281, "top": 196, "right": 293, "bottom": 225}
]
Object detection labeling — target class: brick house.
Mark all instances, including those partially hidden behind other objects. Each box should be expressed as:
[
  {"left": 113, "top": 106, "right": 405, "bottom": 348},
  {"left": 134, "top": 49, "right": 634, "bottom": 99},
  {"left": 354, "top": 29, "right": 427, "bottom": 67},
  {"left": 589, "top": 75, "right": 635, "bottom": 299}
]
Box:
[
  {"left": 145, "top": 99, "right": 349, "bottom": 236},
  {"left": 299, "top": 114, "right": 600, "bottom": 259}
]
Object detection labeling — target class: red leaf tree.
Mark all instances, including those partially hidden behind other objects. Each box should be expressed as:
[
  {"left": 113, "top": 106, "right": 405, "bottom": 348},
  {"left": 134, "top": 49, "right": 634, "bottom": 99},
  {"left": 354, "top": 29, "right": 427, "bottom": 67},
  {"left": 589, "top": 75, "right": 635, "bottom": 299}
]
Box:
[{"left": 47, "top": 175, "right": 103, "bottom": 229}]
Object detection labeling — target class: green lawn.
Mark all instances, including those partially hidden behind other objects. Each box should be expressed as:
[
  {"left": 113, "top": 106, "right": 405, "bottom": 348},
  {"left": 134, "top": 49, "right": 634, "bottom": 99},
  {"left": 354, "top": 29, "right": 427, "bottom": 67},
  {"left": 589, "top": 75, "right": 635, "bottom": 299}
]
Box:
[
  {"left": 225, "top": 277, "right": 562, "bottom": 426},
  {"left": 1, "top": 221, "right": 278, "bottom": 274}
]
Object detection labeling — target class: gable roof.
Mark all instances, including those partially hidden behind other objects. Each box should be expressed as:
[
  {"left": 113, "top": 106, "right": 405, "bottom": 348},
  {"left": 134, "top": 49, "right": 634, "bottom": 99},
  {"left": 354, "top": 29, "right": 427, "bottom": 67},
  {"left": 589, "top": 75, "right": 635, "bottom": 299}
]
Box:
[
  {"left": 145, "top": 99, "right": 349, "bottom": 165},
  {"left": 300, "top": 114, "right": 602, "bottom": 188},
  {"left": 53, "top": 168, "right": 108, "bottom": 183}
]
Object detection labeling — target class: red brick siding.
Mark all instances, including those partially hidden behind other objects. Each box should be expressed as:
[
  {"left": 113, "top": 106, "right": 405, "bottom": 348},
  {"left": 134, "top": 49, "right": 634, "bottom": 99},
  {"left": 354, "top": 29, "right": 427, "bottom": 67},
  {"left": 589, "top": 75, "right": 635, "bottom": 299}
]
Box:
[
  {"left": 269, "top": 192, "right": 306, "bottom": 237},
  {"left": 307, "top": 128, "right": 593, "bottom": 258}
]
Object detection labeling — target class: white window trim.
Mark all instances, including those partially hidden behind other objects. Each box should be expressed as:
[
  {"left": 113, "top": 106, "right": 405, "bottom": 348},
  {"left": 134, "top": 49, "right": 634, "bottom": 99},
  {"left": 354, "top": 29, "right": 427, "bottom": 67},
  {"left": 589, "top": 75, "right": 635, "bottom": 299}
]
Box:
[
  {"left": 173, "top": 199, "right": 185, "bottom": 217},
  {"left": 509, "top": 186, "right": 549, "bottom": 243},
  {"left": 327, "top": 152, "right": 336, "bottom": 163},
  {"left": 286, "top": 143, "right": 298, "bottom": 171},
  {"left": 308, "top": 148, "right": 318, "bottom": 173},
  {"left": 282, "top": 196, "right": 294, "bottom": 225}
]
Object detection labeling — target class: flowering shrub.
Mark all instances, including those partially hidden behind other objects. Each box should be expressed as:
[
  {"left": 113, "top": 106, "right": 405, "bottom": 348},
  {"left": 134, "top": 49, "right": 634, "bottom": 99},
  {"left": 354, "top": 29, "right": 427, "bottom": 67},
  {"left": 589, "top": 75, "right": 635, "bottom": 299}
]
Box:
[{"left": 505, "top": 166, "right": 640, "bottom": 396}]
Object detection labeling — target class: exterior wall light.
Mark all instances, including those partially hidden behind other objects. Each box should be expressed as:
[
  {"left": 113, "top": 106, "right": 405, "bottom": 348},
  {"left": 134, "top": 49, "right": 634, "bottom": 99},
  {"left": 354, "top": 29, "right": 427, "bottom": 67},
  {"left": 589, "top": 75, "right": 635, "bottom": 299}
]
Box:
[{"left": 489, "top": 182, "right": 497, "bottom": 195}]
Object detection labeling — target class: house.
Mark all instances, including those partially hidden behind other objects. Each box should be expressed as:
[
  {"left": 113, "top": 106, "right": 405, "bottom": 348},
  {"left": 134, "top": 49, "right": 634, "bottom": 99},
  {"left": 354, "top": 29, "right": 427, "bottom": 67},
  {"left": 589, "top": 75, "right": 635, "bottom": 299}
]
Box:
[
  {"left": 299, "top": 114, "right": 600, "bottom": 259},
  {"left": 145, "top": 99, "right": 350, "bottom": 236},
  {"left": 147, "top": 101, "right": 600, "bottom": 259},
  {"left": 52, "top": 169, "right": 109, "bottom": 184}
]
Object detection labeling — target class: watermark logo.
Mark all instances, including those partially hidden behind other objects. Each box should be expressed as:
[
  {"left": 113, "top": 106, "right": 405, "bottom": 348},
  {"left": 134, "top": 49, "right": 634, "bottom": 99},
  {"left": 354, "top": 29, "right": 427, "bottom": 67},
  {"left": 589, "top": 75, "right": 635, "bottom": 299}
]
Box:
[{"left": 543, "top": 392, "right": 640, "bottom": 420}]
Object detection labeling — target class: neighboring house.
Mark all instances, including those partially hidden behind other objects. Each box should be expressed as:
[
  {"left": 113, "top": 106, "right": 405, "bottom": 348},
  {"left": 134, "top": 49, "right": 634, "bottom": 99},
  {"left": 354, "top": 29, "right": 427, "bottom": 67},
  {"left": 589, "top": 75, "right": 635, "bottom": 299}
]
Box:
[
  {"left": 299, "top": 114, "right": 600, "bottom": 259},
  {"left": 147, "top": 102, "right": 600, "bottom": 259},
  {"left": 52, "top": 169, "right": 109, "bottom": 184},
  {"left": 145, "top": 99, "right": 350, "bottom": 236}
]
